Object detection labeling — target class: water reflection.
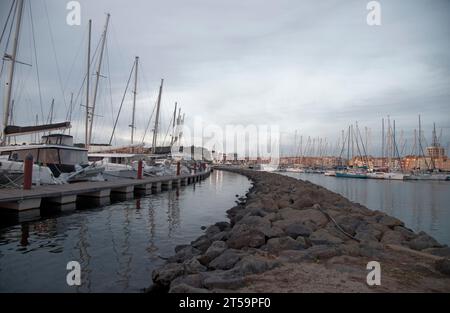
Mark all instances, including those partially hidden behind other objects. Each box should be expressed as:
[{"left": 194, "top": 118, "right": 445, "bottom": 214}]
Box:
[
  {"left": 284, "top": 173, "right": 450, "bottom": 245},
  {"left": 0, "top": 171, "right": 251, "bottom": 292}
]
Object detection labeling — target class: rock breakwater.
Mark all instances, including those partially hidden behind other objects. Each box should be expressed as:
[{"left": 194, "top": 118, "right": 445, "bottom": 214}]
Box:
[{"left": 150, "top": 168, "right": 450, "bottom": 293}]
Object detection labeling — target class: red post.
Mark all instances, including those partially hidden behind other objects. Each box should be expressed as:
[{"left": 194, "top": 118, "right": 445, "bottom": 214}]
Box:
[
  {"left": 23, "top": 154, "right": 33, "bottom": 190},
  {"left": 193, "top": 162, "right": 197, "bottom": 174},
  {"left": 176, "top": 161, "right": 181, "bottom": 176},
  {"left": 137, "top": 160, "right": 143, "bottom": 179}
]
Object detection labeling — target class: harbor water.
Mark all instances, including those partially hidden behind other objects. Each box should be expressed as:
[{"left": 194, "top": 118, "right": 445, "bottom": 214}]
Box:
[
  {"left": 283, "top": 172, "right": 450, "bottom": 246},
  {"left": 0, "top": 171, "right": 251, "bottom": 292}
]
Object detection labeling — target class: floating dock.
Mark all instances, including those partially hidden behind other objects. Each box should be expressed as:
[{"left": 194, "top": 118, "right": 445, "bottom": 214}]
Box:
[{"left": 0, "top": 170, "right": 211, "bottom": 221}]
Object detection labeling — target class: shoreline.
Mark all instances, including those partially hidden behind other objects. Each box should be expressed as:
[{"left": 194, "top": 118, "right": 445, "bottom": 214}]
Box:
[{"left": 150, "top": 167, "right": 450, "bottom": 293}]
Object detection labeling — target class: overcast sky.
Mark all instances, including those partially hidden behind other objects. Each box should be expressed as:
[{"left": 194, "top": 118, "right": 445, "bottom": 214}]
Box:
[{"left": 0, "top": 0, "right": 449, "bottom": 156}]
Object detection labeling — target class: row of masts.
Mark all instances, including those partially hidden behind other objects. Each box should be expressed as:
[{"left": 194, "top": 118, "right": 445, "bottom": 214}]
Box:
[{"left": 1, "top": 1, "right": 182, "bottom": 150}]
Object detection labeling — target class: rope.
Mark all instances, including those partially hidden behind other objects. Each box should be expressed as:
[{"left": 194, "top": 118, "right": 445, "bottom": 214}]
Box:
[{"left": 315, "top": 205, "right": 360, "bottom": 243}]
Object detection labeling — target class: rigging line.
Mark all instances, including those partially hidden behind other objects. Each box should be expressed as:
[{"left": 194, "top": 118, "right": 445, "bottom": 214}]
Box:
[
  {"left": 28, "top": 0, "right": 44, "bottom": 124},
  {"left": 105, "top": 39, "right": 115, "bottom": 126},
  {"left": 43, "top": 0, "right": 68, "bottom": 115},
  {"left": 62, "top": 25, "right": 86, "bottom": 95},
  {"left": 141, "top": 101, "right": 156, "bottom": 144},
  {"left": 108, "top": 59, "right": 135, "bottom": 145},
  {"left": 0, "top": 0, "right": 15, "bottom": 46},
  {"left": 162, "top": 113, "right": 174, "bottom": 147},
  {"left": 0, "top": 0, "right": 17, "bottom": 77}
]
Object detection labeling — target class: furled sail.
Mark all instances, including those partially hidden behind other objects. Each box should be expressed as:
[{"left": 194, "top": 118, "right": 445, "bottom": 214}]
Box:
[{"left": 3, "top": 121, "right": 71, "bottom": 136}]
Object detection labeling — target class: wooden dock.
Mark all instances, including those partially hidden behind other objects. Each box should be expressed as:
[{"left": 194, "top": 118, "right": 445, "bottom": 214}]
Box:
[{"left": 0, "top": 170, "right": 211, "bottom": 221}]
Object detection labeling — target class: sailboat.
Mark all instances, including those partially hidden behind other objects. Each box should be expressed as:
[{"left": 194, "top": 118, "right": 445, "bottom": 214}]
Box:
[{"left": 0, "top": 0, "right": 104, "bottom": 185}]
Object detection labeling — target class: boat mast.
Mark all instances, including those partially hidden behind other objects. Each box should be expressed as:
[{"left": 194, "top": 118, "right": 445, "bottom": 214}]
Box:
[
  {"left": 88, "top": 13, "right": 110, "bottom": 148},
  {"left": 2, "top": 0, "right": 24, "bottom": 145},
  {"left": 85, "top": 19, "right": 91, "bottom": 147},
  {"left": 152, "top": 79, "right": 164, "bottom": 152},
  {"left": 170, "top": 102, "right": 177, "bottom": 146},
  {"left": 130, "top": 56, "right": 139, "bottom": 145}
]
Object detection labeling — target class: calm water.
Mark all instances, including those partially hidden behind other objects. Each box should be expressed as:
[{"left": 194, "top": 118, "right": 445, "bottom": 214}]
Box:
[
  {"left": 0, "top": 171, "right": 251, "bottom": 292},
  {"left": 283, "top": 172, "right": 450, "bottom": 246}
]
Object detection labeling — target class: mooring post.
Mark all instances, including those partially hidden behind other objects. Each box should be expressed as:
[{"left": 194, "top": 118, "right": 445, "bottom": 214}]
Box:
[
  {"left": 23, "top": 154, "right": 33, "bottom": 190},
  {"left": 194, "top": 162, "right": 197, "bottom": 174},
  {"left": 137, "top": 160, "right": 143, "bottom": 179},
  {"left": 177, "top": 161, "right": 181, "bottom": 176}
]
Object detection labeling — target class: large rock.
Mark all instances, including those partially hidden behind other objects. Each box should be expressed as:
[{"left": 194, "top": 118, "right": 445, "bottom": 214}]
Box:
[
  {"left": 152, "top": 263, "right": 185, "bottom": 287},
  {"left": 168, "top": 246, "right": 201, "bottom": 263},
  {"left": 380, "top": 230, "right": 405, "bottom": 245},
  {"left": 191, "top": 235, "right": 212, "bottom": 253},
  {"left": 227, "top": 224, "right": 266, "bottom": 249},
  {"left": 378, "top": 215, "right": 404, "bottom": 228},
  {"left": 354, "top": 223, "right": 382, "bottom": 242},
  {"left": 277, "top": 207, "right": 328, "bottom": 227},
  {"left": 284, "top": 222, "right": 312, "bottom": 239},
  {"left": 393, "top": 226, "right": 417, "bottom": 240},
  {"left": 305, "top": 245, "right": 340, "bottom": 260},
  {"left": 408, "top": 232, "right": 441, "bottom": 251},
  {"left": 334, "top": 215, "right": 362, "bottom": 235},
  {"left": 309, "top": 228, "right": 343, "bottom": 245},
  {"left": 171, "top": 273, "right": 204, "bottom": 289},
  {"left": 266, "top": 236, "right": 307, "bottom": 253},
  {"left": 183, "top": 257, "right": 207, "bottom": 274},
  {"left": 209, "top": 249, "right": 245, "bottom": 270},
  {"left": 232, "top": 255, "right": 280, "bottom": 275},
  {"left": 198, "top": 241, "right": 227, "bottom": 265}
]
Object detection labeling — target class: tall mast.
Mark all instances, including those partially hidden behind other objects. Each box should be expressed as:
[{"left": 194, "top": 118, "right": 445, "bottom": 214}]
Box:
[
  {"left": 152, "top": 79, "right": 164, "bottom": 151},
  {"left": 85, "top": 19, "right": 91, "bottom": 146},
  {"left": 381, "top": 118, "right": 384, "bottom": 163},
  {"left": 171, "top": 102, "right": 177, "bottom": 145},
  {"left": 88, "top": 13, "right": 110, "bottom": 148},
  {"left": 2, "top": 0, "right": 24, "bottom": 145},
  {"left": 130, "top": 56, "right": 139, "bottom": 145}
]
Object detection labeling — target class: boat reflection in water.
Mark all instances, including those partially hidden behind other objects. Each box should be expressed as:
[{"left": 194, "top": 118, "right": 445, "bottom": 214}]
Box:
[{"left": 0, "top": 170, "right": 251, "bottom": 292}]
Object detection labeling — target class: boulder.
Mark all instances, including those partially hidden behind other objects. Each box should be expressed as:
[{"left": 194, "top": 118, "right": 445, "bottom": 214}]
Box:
[
  {"left": 408, "top": 232, "right": 442, "bottom": 251},
  {"left": 380, "top": 230, "right": 405, "bottom": 245},
  {"left": 152, "top": 262, "right": 185, "bottom": 287},
  {"left": 227, "top": 224, "right": 266, "bottom": 249},
  {"left": 378, "top": 215, "right": 404, "bottom": 228},
  {"left": 284, "top": 222, "right": 312, "bottom": 239},
  {"left": 266, "top": 236, "right": 307, "bottom": 254},
  {"left": 309, "top": 228, "right": 343, "bottom": 245},
  {"left": 334, "top": 215, "right": 362, "bottom": 235},
  {"left": 232, "top": 255, "right": 280, "bottom": 275},
  {"left": 171, "top": 273, "right": 204, "bottom": 289},
  {"left": 168, "top": 246, "right": 201, "bottom": 263},
  {"left": 191, "top": 235, "right": 212, "bottom": 253},
  {"left": 198, "top": 241, "right": 227, "bottom": 265},
  {"left": 214, "top": 221, "right": 231, "bottom": 232},
  {"left": 209, "top": 249, "right": 245, "bottom": 270},
  {"left": 183, "top": 257, "right": 207, "bottom": 274},
  {"left": 305, "top": 245, "right": 340, "bottom": 260}
]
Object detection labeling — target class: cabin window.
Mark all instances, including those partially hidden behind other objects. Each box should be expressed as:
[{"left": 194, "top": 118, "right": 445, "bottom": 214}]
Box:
[
  {"left": 7, "top": 149, "right": 39, "bottom": 162},
  {"left": 59, "top": 149, "right": 88, "bottom": 165}
]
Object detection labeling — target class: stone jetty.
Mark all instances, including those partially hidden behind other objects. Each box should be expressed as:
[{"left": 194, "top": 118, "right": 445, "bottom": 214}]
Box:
[{"left": 150, "top": 168, "right": 450, "bottom": 292}]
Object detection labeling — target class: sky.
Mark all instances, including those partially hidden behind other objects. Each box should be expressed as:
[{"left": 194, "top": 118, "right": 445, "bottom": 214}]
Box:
[{"left": 0, "top": 0, "right": 449, "bottom": 156}]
